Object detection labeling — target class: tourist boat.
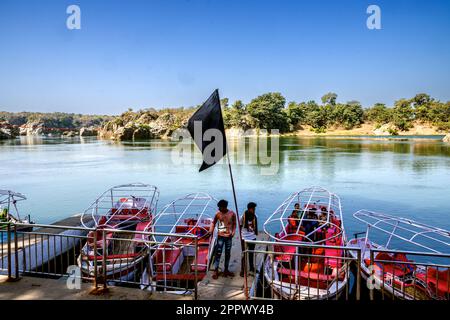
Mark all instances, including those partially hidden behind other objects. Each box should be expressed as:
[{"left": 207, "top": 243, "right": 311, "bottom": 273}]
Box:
[
  {"left": 141, "top": 193, "right": 217, "bottom": 293},
  {"left": 263, "top": 186, "right": 349, "bottom": 300},
  {"left": 77, "top": 183, "right": 159, "bottom": 282},
  {"left": 347, "top": 210, "right": 450, "bottom": 300},
  {"left": 0, "top": 190, "right": 34, "bottom": 232}
]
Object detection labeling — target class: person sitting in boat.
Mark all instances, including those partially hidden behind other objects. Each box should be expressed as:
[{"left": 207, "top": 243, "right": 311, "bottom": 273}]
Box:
[
  {"left": 209, "top": 199, "right": 237, "bottom": 279},
  {"left": 291, "top": 202, "right": 301, "bottom": 217},
  {"left": 303, "top": 208, "right": 319, "bottom": 241},
  {"left": 286, "top": 215, "right": 299, "bottom": 235},
  {"left": 240, "top": 202, "right": 258, "bottom": 277},
  {"left": 187, "top": 219, "right": 205, "bottom": 237},
  {"left": 319, "top": 207, "right": 327, "bottom": 226}
]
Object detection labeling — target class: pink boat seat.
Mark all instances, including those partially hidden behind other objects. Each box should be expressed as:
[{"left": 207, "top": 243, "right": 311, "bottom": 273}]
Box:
[
  {"left": 134, "top": 221, "right": 152, "bottom": 242},
  {"left": 426, "top": 268, "right": 450, "bottom": 297},
  {"left": 87, "top": 229, "right": 113, "bottom": 249},
  {"left": 87, "top": 252, "right": 141, "bottom": 260},
  {"left": 190, "top": 246, "right": 210, "bottom": 272},
  {"left": 325, "top": 236, "right": 343, "bottom": 268},
  {"left": 372, "top": 252, "right": 415, "bottom": 277},
  {"left": 154, "top": 246, "right": 182, "bottom": 272},
  {"left": 274, "top": 234, "right": 304, "bottom": 262},
  {"left": 278, "top": 266, "right": 345, "bottom": 289}
]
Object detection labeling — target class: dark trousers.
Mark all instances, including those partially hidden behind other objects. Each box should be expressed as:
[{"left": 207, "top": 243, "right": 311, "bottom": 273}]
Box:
[
  {"left": 213, "top": 236, "right": 233, "bottom": 271},
  {"left": 241, "top": 241, "right": 256, "bottom": 272}
]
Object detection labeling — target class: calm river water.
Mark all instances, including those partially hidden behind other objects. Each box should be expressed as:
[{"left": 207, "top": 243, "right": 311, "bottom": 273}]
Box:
[{"left": 1, "top": 135, "right": 449, "bottom": 245}]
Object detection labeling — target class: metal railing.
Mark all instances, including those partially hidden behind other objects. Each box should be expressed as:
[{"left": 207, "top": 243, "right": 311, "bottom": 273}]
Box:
[
  {"left": 243, "top": 239, "right": 362, "bottom": 300},
  {"left": 0, "top": 222, "right": 203, "bottom": 299},
  {"left": 369, "top": 248, "right": 450, "bottom": 300},
  {"left": 243, "top": 239, "right": 450, "bottom": 300}
]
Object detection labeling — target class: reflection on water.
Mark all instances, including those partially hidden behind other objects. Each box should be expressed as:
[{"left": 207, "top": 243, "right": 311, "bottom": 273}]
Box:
[{"left": 0, "top": 135, "right": 449, "bottom": 250}]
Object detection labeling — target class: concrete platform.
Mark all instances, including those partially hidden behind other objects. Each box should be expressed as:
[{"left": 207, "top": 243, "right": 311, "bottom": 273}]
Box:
[
  {"left": 0, "top": 275, "right": 190, "bottom": 300},
  {"left": 197, "top": 233, "right": 268, "bottom": 300}
]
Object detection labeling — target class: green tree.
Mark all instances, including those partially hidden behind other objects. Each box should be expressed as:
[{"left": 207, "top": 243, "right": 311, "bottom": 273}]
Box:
[
  {"left": 392, "top": 99, "right": 414, "bottom": 131},
  {"left": 304, "top": 101, "right": 330, "bottom": 131},
  {"left": 286, "top": 102, "right": 305, "bottom": 128},
  {"left": 321, "top": 92, "right": 338, "bottom": 106},
  {"left": 333, "top": 101, "right": 364, "bottom": 129},
  {"left": 246, "top": 92, "right": 289, "bottom": 132},
  {"left": 365, "top": 103, "right": 392, "bottom": 124},
  {"left": 412, "top": 93, "right": 433, "bottom": 122},
  {"left": 223, "top": 100, "right": 246, "bottom": 128},
  {"left": 429, "top": 101, "right": 450, "bottom": 130},
  {"left": 220, "top": 98, "right": 229, "bottom": 109}
]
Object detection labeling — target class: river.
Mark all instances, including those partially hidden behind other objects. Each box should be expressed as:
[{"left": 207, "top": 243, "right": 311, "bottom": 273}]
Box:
[{"left": 1, "top": 135, "right": 449, "bottom": 246}]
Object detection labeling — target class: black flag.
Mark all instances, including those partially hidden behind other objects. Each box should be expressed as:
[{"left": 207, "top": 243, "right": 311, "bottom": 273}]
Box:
[{"left": 187, "top": 89, "right": 227, "bottom": 172}]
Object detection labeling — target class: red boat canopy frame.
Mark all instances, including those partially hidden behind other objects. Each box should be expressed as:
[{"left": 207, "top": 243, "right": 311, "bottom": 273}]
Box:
[
  {"left": 152, "top": 192, "right": 217, "bottom": 243},
  {"left": 353, "top": 210, "right": 450, "bottom": 254},
  {"left": 263, "top": 186, "right": 346, "bottom": 244},
  {"left": 80, "top": 183, "right": 159, "bottom": 229}
]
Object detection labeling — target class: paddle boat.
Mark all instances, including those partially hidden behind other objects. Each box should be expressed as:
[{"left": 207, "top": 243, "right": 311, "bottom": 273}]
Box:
[
  {"left": 348, "top": 210, "right": 450, "bottom": 300},
  {"left": 0, "top": 190, "right": 34, "bottom": 232},
  {"left": 141, "top": 193, "right": 217, "bottom": 293},
  {"left": 77, "top": 183, "right": 159, "bottom": 282},
  {"left": 263, "top": 186, "right": 349, "bottom": 300}
]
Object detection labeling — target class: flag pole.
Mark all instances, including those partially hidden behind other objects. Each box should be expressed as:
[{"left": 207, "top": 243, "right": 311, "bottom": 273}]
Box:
[
  {"left": 225, "top": 135, "right": 244, "bottom": 251},
  {"left": 227, "top": 149, "right": 242, "bottom": 247}
]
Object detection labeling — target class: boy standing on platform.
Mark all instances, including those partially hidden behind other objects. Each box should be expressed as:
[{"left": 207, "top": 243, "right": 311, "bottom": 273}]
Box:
[
  {"left": 210, "top": 199, "right": 237, "bottom": 279},
  {"left": 240, "top": 202, "right": 258, "bottom": 277}
]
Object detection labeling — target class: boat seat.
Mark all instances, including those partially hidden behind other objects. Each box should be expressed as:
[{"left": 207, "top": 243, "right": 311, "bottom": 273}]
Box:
[
  {"left": 86, "top": 252, "right": 141, "bottom": 260},
  {"left": 109, "top": 212, "right": 150, "bottom": 221},
  {"left": 324, "top": 237, "right": 343, "bottom": 268},
  {"left": 190, "top": 245, "right": 210, "bottom": 272},
  {"left": 111, "top": 208, "right": 149, "bottom": 216},
  {"left": 278, "top": 266, "right": 345, "bottom": 289},
  {"left": 87, "top": 230, "right": 114, "bottom": 249},
  {"left": 175, "top": 225, "right": 189, "bottom": 234},
  {"left": 274, "top": 234, "right": 304, "bottom": 262},
  {"left": 426, "top": 268, "right": 450, "bottom": 296},
  {"left": 134, "top": 221, "right": 152, "bottom": 242},
  {"left": 154, "top": 246, "right": 182, "bottom": 272},
  {"left": 373, "top": 252, "right": 415, "bottom": 276}
]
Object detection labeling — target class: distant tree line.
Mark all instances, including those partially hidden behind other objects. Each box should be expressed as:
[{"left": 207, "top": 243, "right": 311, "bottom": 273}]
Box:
[
  {"left": 2, "top": 92, "right": 449, "bottom": 135},
  {"left": 0, "top": 111, "right": 113, "bottom": 128},
  {"left": 222, "top": 92, "right": 450, "bottom": 133}
]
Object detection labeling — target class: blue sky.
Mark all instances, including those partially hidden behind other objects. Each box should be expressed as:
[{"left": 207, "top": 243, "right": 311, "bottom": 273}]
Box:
[{"left": 0, "top": 0, "right": 449, "bottom": 114}]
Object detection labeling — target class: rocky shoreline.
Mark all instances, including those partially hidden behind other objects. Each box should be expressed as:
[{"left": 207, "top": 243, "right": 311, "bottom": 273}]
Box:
[
  {"left": 98, "top": 110, "right": 189, "bottom": 141},
  {"left": 1, "top": 110, "right": 449, "bottom": 142},
  {"left": 0, "top": 121, "right": 99, "bottom": 139}
]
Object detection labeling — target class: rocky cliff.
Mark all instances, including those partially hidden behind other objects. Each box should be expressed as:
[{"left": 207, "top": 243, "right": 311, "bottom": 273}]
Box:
[
  {"left": 444, "top": 133, "right": 450, "bottom": 143},
  {"left": 98, "top": 110, "right": 190, "bottom": 140},
  {"left": 0, "top": 121, "right": 19, "bottom": 139}
]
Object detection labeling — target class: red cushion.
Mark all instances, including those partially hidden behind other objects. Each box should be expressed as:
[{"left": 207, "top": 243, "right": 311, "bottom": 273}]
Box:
[
  {"left": 427, "top": 268, "right": 450, "bottom": 294},
  {"left": 190, "top": 246, "right": 210, "bottom": 272},
  {"left": 154, "top": 247, "right": 182, "bottom": 272},
  {"left": 278, "top": 266, "right": 344, "bottom": 289}
]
